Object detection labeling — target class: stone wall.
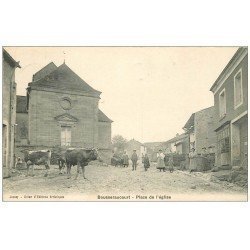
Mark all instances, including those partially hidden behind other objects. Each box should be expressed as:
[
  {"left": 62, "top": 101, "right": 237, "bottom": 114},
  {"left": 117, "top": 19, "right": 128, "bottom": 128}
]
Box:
[
  {"left": 28, "top": 89, "right": 99, "bottom": 148},
  {"left": 231, "top": 115, "right": 248, "bottom": 167},
  {"left": 2, "top": 60, "right": 17, "bottom": 177},
  {"left": 16, "top": 112, "right": 29, "bottom": 145},
  {"left": 194, "top": 107, "right": 216, "bottom": 154},
  {"left": 98, "top": 122, "right": 111, "bottom": 149}
]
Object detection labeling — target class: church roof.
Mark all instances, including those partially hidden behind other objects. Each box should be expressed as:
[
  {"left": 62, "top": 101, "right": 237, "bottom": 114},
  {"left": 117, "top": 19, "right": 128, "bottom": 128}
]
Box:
[
  {"left": 28, "top": 63, "right": 101, "bottom": 97},
  {"left": 98, "top": 109, "right": 113, "bottom": 123},
  {"left": 16, "top": 95, "right": 27, "bottom": 113},
  {"left": 33, "top": 62, "right": 57, "bottom": 81}
]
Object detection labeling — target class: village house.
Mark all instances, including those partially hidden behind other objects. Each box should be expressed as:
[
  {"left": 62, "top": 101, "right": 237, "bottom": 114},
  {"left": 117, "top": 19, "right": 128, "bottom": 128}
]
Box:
[
  {"left": 15, "top": 95, "right": 28, "bottom": 145},
  {"left": 144, "top": 134, "right": 189, "bottom": 162},
  {"left": 144, "top": 141, "right": 163, "bottom": 161},
  {"left": 183, "top": 106, "right": 216, "bottom": 155},
  {"left": 125, "top": 139, "right": 147, "bottom": 159},
  {"left": 163, "top": 133, "right": 189, "bottom": 154},
  {"left": 15, "top": 62, "right": 113, "bottom": 161},
  {"left": 2, "top": 49, "right": 21, "bottom": 177},
  {"left": 210, "top": 47, "right": 248, "bottom": 169}
]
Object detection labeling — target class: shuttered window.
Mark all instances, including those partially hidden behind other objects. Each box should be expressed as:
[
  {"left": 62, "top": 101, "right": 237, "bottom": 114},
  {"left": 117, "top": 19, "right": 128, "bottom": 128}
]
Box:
[
  {"left": 234, "top": 69, "right": 243, "bottom": 109},
  {"left": 219, "top": 89, "right": 226, "bottom": 118},
  {"left": 61, "top": 126, "right": 71, "bottom": 146}
]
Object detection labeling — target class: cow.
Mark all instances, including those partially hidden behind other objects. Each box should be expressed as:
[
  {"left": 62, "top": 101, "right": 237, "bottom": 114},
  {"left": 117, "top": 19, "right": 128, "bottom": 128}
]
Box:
[
  {"left": 23, "top": 150, "right": 51, "bottom": 177},
  {"left": 65, "top": 148, "right": 98, "bottom": 179},
  {"left": 58, "top": 155, "right": 66, "bottom": 174},
  {"left": 49, "top": 147, "right": 67, "bottom": 174}
]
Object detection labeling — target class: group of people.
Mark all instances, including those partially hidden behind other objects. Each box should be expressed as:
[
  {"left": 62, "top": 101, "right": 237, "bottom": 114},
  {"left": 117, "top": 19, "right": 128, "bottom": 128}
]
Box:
[
  {"left": 115, "top": 149, "right": 174, "bottom": 173},
  {"left": 156, "top": 149, "right": 174, "bottom": 173},
  {"left": 121, "top": 150, "right": 150, "bottom": 171}
]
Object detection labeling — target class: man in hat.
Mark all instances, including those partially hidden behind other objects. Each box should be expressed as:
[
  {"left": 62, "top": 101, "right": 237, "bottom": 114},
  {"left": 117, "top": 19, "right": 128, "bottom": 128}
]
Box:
[{"left": 131, "top": 150, "right": 138, "bottom": 171}]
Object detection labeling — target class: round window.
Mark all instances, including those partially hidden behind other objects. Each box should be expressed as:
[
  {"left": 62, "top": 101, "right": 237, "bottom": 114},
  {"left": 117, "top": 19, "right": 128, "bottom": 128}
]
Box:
[{"left": 60, "top": 98, "right": 72, "bottom": 110}]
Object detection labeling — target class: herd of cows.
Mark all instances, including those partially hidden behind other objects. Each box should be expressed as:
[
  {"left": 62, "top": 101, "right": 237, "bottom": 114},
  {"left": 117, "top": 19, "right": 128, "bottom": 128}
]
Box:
[{"left": 21, "top": 148, "right": 99, "bottom": 179}]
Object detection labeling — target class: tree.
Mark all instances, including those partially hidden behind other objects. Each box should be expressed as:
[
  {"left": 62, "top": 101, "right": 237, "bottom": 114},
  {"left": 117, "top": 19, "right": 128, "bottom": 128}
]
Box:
[{"left": 112, "top": 135, "right": 127, "bottom": 152}]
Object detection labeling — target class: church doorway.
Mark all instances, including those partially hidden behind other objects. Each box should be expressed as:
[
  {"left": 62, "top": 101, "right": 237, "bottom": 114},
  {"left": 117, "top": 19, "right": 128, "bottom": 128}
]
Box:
[{"left": 61, "top": 126, "right": 71, "bottom": 146}]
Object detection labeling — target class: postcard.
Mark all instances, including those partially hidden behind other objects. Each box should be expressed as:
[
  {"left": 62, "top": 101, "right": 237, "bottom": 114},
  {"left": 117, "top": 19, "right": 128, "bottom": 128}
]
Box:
[{"left": 2, "top": 46, "right": 248, "bottom": 201}]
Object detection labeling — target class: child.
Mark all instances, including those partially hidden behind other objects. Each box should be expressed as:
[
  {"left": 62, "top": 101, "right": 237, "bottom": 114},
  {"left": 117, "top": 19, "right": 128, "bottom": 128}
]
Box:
[
  {"left": 143, "top": 154, "right": 150, "bottom": 171},
  {"left": 122, "top": 151, "right": 129, "bottom": 168}
]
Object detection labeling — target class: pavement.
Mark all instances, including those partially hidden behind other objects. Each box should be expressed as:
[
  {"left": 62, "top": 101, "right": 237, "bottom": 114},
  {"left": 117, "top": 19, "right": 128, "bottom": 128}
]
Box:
[{"left": 2, "top": 163, "right": 247, "bottom": 201}]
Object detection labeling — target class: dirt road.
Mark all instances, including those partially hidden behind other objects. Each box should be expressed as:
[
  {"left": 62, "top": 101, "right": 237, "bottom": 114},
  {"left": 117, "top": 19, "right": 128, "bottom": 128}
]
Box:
[{"left": 3, "top": 163, "right": 247, "bottom": 201}]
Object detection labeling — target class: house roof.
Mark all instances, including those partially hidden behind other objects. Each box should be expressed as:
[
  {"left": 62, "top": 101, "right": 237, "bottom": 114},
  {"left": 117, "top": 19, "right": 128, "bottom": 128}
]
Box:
[
  {"left": 210, "top": 47, "right": 248, "bottom": 92},
  {"left": 144, "top": 141, "right": 165, "bottom": 148},
  {"left": 98, "top": 109, "right": 113, "bottom": 123},
  {"left": 183, "top": 106, "right": 214, "bottom": 130},
  {"left": 16, "top": 95, "right": 27, "bottom": 113},
  {"left": 127, "top": 139, "right": 143, "bottom": 146},
  {"left": 166, "top": 133, "right": 188, "bottom": 144},
  {"left": 3, "top": 49, "right": 21, "bottom": 68},
  {"left": 145, "top": 134, "right": 188, "bottom": 149},
  {"left": 183, "top": 113, "right": 195, "bottom": 130},
  {"left": 28, "top": 63, "right": 101, "bottom": 97}
]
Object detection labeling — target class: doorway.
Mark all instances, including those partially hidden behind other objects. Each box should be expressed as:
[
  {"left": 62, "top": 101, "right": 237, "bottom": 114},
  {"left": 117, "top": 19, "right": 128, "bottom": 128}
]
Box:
[
  {"left": 61, "top": 126, "right": 71, "bottom": 146},
  {"left": 2, "top": 124, "right": 8, "bottom": 168}
]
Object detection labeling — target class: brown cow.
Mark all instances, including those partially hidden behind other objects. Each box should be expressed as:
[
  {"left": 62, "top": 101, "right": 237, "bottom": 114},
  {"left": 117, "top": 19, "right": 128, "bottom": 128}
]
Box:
[
  {"left": 65, "top": 148, "right": 98, "bottom": 179},
  {"left": 23, "top": 150, "right": 51, "bottom": 177}
]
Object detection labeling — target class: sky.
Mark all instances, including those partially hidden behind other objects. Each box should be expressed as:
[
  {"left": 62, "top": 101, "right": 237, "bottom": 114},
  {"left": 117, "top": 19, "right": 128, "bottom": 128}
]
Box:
[{"left": 5, "top": 47, "right": 238, "bottom": 143}]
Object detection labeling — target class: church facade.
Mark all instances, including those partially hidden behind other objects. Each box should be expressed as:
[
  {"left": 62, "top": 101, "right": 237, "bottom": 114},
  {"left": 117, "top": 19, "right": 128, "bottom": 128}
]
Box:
[{"left": 15, "top": 62, "right": 112, "bottom": 157}]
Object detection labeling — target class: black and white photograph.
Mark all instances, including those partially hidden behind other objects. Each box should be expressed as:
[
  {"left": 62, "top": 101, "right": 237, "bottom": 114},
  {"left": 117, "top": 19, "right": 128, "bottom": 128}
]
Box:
[
  {"left": 2, "top": 46, "right": 248, "bottom": 201},
  {"left": 1, "top": 1, "right": 250, "bottom": 250}
]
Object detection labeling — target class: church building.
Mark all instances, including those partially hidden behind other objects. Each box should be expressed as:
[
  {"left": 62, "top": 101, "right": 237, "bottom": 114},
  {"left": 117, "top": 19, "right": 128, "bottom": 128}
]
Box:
[{"left": 15, "top": 62, "right": 112, "bottom": 157}]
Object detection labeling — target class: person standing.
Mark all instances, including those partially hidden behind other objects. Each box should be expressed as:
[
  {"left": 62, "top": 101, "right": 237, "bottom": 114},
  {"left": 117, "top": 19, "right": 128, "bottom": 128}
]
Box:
[
  {"left": 122, "top": 151, "right": 129, "bottom": 168},
  {"left": 157, "top": 149, "right": 165, "bottom": 172},
  {"left": 131, "top": 150, "right": 138, "bottom": 171},
  {"left": 142, "top": 153, "right": 145, "bottom": 164},
  {"left": 189, "top": 148, "right": 196, "bottom": 172},
  {"left": 168, "top": 154, "right": 174, "bottom": 173},
  {"left": 143, "top": 153, "right": 150, "bottom": 171},
  {"left": 180, "top": 153, "right": 189, "bottom": 171}
]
